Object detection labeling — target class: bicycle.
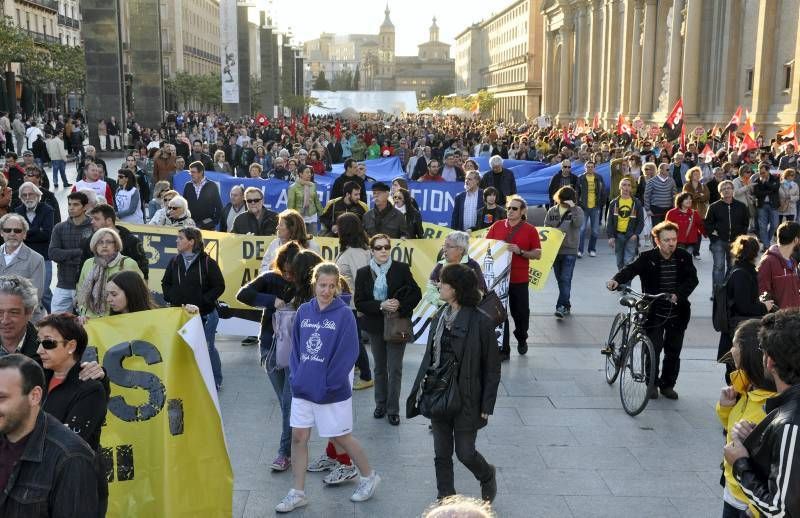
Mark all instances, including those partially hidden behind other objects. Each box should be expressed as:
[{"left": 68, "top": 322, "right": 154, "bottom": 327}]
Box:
[{"left": 602, "top": 287, "right": 671, "bottom": 416}]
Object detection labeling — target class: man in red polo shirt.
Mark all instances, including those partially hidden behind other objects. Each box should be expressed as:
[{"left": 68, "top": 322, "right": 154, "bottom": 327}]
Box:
[{"left": 487, "top": 194, "right": 541, "bottom": 361}]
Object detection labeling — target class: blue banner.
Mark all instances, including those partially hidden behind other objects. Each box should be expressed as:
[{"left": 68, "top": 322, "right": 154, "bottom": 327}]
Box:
[{"left": 173, "top": 157, "right": 612, "bottom": 229}]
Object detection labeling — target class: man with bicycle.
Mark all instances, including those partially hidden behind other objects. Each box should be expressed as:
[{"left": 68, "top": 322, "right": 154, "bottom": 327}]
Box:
[{"left": 606, "top": 221, "right": 699, "bottom": 400}]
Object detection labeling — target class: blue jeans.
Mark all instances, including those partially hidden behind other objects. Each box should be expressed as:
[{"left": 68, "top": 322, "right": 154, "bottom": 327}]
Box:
[
  {"left": 613, "top": 234, "right": 638, "bottom": 271},
  {"left": 51, "top": 160, "right": 68, "bottom": 186},
  {"left": 552, "top": 254, "right": 577, "bottom": 309},
  {"left": 43, "top": 261, "right": 52, "bottom": 313},
  {"left": 710, "top": 239, "right": 732, "bottom": 291},
  {"left": 758, "top": 203, "right": 779, "bottom": 248},
  {"left": 579, "top": 207, "right": 601, "bottom": 253},
  {"left": 264, "top": 331, "right": 292, "bottom": 458},
  {"left": 201, "top": 309, "right": 222, "bottom": 387}
]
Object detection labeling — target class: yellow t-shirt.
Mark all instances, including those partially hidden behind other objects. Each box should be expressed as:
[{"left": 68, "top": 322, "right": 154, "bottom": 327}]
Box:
[
  {"left": 586, "top": 174, "right": 596, "bottom": 209},
  {"left": 616, "top": 198, "right": 633, "bottom": 234}
]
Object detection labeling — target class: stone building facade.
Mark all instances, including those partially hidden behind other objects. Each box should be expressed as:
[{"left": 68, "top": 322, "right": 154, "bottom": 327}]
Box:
[{"left": 541, "top": 0, "right": 800, "bottom": 135}]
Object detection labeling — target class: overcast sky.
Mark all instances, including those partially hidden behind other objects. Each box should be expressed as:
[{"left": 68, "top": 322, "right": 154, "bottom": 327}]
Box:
[{"left": 253, "top": 0, "right": 504, "bottom": 56}]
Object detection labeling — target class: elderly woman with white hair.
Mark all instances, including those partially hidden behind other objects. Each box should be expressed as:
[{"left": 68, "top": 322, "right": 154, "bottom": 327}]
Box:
[
  {"left": 424, "top": 231, "right": 487, "bottom": 306},
  {"left": 478, "top": 155, "right": 517, "bottom": 207},
  {"left": 0, "top": 213, "right": 46, "bottom": 321},
  {"left": 76, "top": 227, "right": 143, "bottom": 317},
  {"left": 161, "top": 195, "right": 196, "bottom": 228}
]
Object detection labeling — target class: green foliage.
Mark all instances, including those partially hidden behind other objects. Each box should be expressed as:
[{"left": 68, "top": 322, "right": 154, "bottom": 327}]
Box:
[
  {"left": 282, "top": 94, "right": 322, "bottom": 112},
  {"left": 0, "top": 16, "right": 35, "bottom": 68},
  {"left": 164, "top": 72, "right": 222, "bottom": 110},
  {"left": 249, "top": 74, "right": 262, "bottom": 111},
  {"left": 312, "top": 70, "right": 330, "bottom": 90},
  {"left": 418, "top": 89, "right": 497, "bottom": 117},
  {"left": 331, "top": 69, "right": 356, "bottom": 91},
  {"left": 429, "top": 78, "right": 454, "bottom": 98}
]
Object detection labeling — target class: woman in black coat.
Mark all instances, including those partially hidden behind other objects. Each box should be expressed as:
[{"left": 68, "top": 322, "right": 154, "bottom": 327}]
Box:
[
  {"left": 392, "top": 187, "right": 424, "bottom": 239},
  {"left": 406, "top": 263, "right": 501, "bottom": 502},
  {"left": 354, "top": 234, "right": 422, "bottom": 426},
  {"left": 717, "top": 235, "right": 775, "bottom": 374}
]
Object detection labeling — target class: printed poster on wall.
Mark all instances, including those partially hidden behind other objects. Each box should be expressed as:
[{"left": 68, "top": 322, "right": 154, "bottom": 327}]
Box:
[{"left": 219, "top": 0, "right": 239, "bottom": 104}]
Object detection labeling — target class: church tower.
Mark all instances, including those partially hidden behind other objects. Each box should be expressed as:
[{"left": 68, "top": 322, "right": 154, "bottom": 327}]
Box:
[
  {"left": 377, "top": 3, "right": 396, "bottom": 89},
  {"left": 429, "top": 16, "right": 439, "bottom": 42}
]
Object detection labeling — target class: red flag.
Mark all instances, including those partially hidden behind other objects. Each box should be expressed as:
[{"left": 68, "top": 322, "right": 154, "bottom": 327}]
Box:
[
  {"left": 740, "top": 109, "right": 755, "bottom": 138},
  {"left": 698, "top": 143, "right": 714, "bottom": 163},
  {"left": 562, "top": 127, "right": 572, "bottom": 146},
  {"left": 679, "top": 123, "right": 686, "bottom": 152},
  {"left": 728, "top": 131, "right": 738, "bottom": 150},
  {"left": 302, "top": 113, "right": 309, "bottom": 127},
  {"left": 723, "top": 106, "right": 743, "bottom": 135},
  {"left": 334, "top": 120, "right": 342, "bottom": 140},
  {"left": 616, "top": 114, "right": 633, "bottom": 136},
  {"left": 710, "top": 124, "right": 721, "bottom": 140},
  {"left": 592, "top": 112, "right": 600, "bottom": 130},
  {"left": 662, "top": 98, "right": 684, "bottom": 141},
  {"left": 573, "top": 119, "right": 587, "bottom": 137},
  {"left": 289, "top": 117, "right": 296, "bottom": 137},
  {"left": 256, "top": 113, "right": 269, "bottom": 127},
  {"left": 738, "top": 133, "right": 758, "bottom": 154},
  {"left": 777, "top": 123, "right": 797, "bottom": 143}
]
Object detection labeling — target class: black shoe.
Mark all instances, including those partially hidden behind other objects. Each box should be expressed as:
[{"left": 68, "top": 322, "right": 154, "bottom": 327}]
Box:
[
  {"left": 240, "top": 336, "right": 258, "bottom": 346},
  {"left": 373, "top": 407, "right": 386, "bottom": 419},
  {"left": 660, "top": 387, "right": 679, "bottom": 400},
  {"left": 648, "top": 387, "right": 659, "bottom": 399},
  {"left": 63, "top": 182, "right": 72, "bottom": 187},
  {"left": 499, "top": 352, "right": 510, "bottom": 362},
  {"left": 517, "top": 342, "right": 528, "bottom": 355},
  {"left": 387, "top": 414, "right": 400, "bottom": 426},
  {"left": 481, "top": 465, "right": 497, "bottom": 503}
]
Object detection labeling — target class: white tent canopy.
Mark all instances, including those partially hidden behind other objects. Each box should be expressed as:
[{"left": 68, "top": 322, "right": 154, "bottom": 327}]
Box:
[{"left": 309, "top": 90, "right": 419, "bottom": 116}]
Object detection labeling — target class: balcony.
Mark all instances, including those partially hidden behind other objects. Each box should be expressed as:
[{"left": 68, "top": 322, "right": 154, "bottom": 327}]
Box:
[
  {"left": 20, "top": 0, "right": 58, "bottom": 12},
  {"left": 26, "top": 29, "right": 60, "bottom": 45},
  {"left": 183, "top": 45, "right": 220, "bottom": 64},
  {"left": 58, "top": 15, "right": 80, "bottom": 29}
]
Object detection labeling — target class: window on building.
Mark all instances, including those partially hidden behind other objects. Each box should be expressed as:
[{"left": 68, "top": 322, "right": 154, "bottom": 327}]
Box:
[
  {"left": 16, "top": 9, "right": 20, "bottom": 26},
  {"left": 784, "top": 62, "right": 794, "bottom": 91},
  {"left": 745, "top": 68, "right": 754, "bottom": 93}
]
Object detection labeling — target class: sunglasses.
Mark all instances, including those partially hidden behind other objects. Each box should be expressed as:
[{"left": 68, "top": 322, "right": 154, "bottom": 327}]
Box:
[
  {"left": 507, "top": 206, "right": 522, "bottom": 211},
  {"left": 167, "top": 205, "right": 180, "bottom": 210},
  {"left": 37, "top": 338, "right": 65, "bottom": 350},
  {"left": 246, "top": 198, "right": 263, "bottom": 204},
  {"left": 372, "top": 245, "right": 391, "bottom": 251},
  {"left": 1, "top": 227, "right": 23, "bottom": 233}
]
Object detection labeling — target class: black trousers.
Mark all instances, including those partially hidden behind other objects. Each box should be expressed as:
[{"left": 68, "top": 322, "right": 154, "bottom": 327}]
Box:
[
  {"left": 353, "top": 310, "right": 371, "bottom": 380},
  {"left": 431, "top": 419, "right": 493, "bottom": 499},
  {"left": 645, "top": 315, "right": 688, "bottom": 389},
  {"left": 502, "top": 282, "right": 530, "bottom": 352}
]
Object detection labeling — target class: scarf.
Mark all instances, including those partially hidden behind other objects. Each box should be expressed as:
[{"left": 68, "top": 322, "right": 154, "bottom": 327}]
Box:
[
  {"left": 76, "top": 252, "right": 125, "bottom": 315},
  {"left": 299, "top": 179, "right": 313, "bottom": 214},
  {"left": 370, "top": 257, "right": 392, "bottom": 301},
  {"left": 181, "top": 251, "right": 198, "bottom": 270},
  {"left": 432, "top": 305, "right": 460, "bottom": 368}
]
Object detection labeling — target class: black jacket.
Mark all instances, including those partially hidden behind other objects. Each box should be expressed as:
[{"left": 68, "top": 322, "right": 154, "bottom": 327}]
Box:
[
  {"left": 43, "top": 362, "right": 108, "bottom": 451},
  {"left": 231, "top": 208, "right": 279, "bottom": 236},
  {"left": 354, "top": 261, "right": 422, "bottom": 335},
  {"left": 80, "top": 225, "right": 149, "bottom": 280},
  {"left": 733, "top": 383, "right": 800, "bottom": 516},
  {"left": 330, "top": 172, "right": 366, "bottom": 201},
  {"left": 15, "top": 202, "right": 54, "bottom": 260},
  {"left": 752, "top": 173, "right": 781, "bottom": 208},
  {"left": 0, "top": 412, "right": 100, "bottom": 518},
  {"left": 182, "top": 180, "right": 223, "bottom": 230},
  {"left": 612, "top": 247, "right": 699, "bottom": 325},
  {"left": 7, "top": 321, "right": 41, "bottom": 364},
  {"left": 480, "top": 168, "right": 518, "bottom": 206},
  {"left": 704, "top": 199, "right": 750, "bottom": 243},
  {"left": 404, "top": 206, "right": 424, "bottom": 239},
  {"left": 547, "top": 172, "right": 580, "bottom": 207},
  {"left": 406, "top": 306, "right": 501, "bottom": 430},
  {"left": 727, "top": 262, "right": 769, "bottom": 320},
  {"left": 161, "top": 251, "right": 225, "bottom": 315}
]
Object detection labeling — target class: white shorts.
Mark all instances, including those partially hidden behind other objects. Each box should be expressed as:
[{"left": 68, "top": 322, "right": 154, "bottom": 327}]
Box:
[{"left": 290, "top": 397, "right": 353, "bottom": 438}]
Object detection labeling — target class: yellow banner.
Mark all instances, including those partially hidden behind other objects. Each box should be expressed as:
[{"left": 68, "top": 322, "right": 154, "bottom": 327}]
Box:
[
  {"left": 85, "top": 308, "right": 232, "bottom": 518},
  {"left": 123, "top": 222, "right": 562, "bottom": 310}
]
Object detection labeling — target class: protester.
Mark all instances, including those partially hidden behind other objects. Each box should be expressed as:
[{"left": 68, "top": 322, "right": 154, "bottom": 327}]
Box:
[
  {"left": 334, "top": 213, "right": 374, "bottom": 391},
  {"left": 606, "top": 178, "right": 644, "bottom": 272},
  {"left": 0, "top": 214, "right": 45, "bottom": 321},
  {"left": 479, "top": 155, "right": 517, "bottom": 206},
  {"left": 547, "top": 159, "right": 580, "bottom": 207},
  {"left": 607, "top": 221, "right": 699, "bottom": 399},
  {"left": 682, "top": 166, "right": 710, "bottom": 220},
  {"left": 232, "top": 186, "right": 279, "bottom": 237},
  {"left": 21, "top": 166, "right": 60, "bottom": 225},
  {"left": 778, "top": 168, "right": 799, "bottom": 223},
  {"left": 724, "top": 308, "right": 800, "bottom": 517},
  {"left": 49, "top": 191, "right": 94, "bottom": 313},
  {"left": 407, "top": 263, "right": 500, "bottom": 502},
  {"left": 148, "top": 189, "right": 179, "bottom": 226},
  {"left": 355, "top": 234, "right": 421, "bottom": 426},
  {"left": 220, "top": 185, "right": 246, "bottom": 232},
  {"left": 14, "top": 181, "right": 54, "bottom": 311},
  {"left": 182, "top": 161, "right": 222, "bottom": 230},
  {"left": 153, "top": 144, "right": 178, "bottom": 183},
  {"left": 81, "top": 204, "right": 149, "bottom": 279},
  {"left": 237, "top": 241, "right": 301, "bottom": 473},
  {"left": 474, "top": 187, "right": 507, "bottom": 231},
  {"left": 256, "top": 209, "right": 318, "bottom": 273},
  {"left": 757, "top": 220, "right": 800, "bottom": 309},
  {"left": 752, "top": 162, "right": 781, "bottom": 249},
  {"left": 424, "top": 231, "right": 487, "bottom": 307},
  {"left": 0, "top": 174, "right": 11, "bottom": 217},
  {"left": 576, "top": 159, "right": 605, "bottom": 257},
  {"left": 393, "top": 187, "right": 424, "bottom": 238},
  {"left": 544, "top": 186, "right": 584, "bottom": 318},
  {"left": 0, "top": 354, "right": 101, "bottom": 517},
  {"left": 451, "top": 170, "right": 484, "bottom": 232},
  {"left": 276, "top": 262, "right": 381, "bottom": 512},
  {"left": 705, "top": 180, "right": 751, "bottom": 292},
  {"left": 160, "top": 195, "right": 196, "bottom": 228},
  {"left": 106, "top": 270, "right": 158, "bottom": 315},
  {"left": 76, "top": 228, "right": 143, "bottom": 318},
  {"left": 114, "top": 169, "right": 144, "bottom": 224},
  {"left": 147, "top": 180, "right": 171, "bottom": 222},
  {"left": 319, "top": 181, "right": 368, "bottom": 236},
  {"left": 212, "top": 149, "right": 232, "bottom": 174},
  {"left": 486, "top": 195, "right": 541, "bottom": 361},
  {"left": 363, "top": 182, "right": 407, "bottom": 238},
  {"left": 161, "top": 227, "right": 226, "bottom": 390},
  {"left": 665, "top": 192, "right": 706, "bottom": 259},
  {"left": 287, "top": 165, "right": 324, "bottom": 234}
]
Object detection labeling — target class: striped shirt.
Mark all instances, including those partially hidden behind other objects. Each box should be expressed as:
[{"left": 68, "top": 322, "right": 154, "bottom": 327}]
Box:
[
  {"left": 644, "top": 175, "right": 677, "bottom": 211},
  {"left": 655, "top": 257, "right": 678, "bottom": 319}
]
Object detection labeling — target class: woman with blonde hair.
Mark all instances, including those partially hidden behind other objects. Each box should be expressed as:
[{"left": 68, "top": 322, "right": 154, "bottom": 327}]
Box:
[
  {"left": 287, "top": 165, "right": 324, "bottom": 234},
  {"left": 147, "top": 180, "right": 171, "bottom": 222},
  {"left": 212, "top": 149, "right": 231, "bottom": 174},
  {"left": 260, "top": 209, "right": 321, "bottom": 273}
]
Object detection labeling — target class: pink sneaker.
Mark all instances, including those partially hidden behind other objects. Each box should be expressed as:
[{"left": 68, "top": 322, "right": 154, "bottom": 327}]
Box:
[{"left": 270, "top": 455, "right": 291, "bottom": 472}]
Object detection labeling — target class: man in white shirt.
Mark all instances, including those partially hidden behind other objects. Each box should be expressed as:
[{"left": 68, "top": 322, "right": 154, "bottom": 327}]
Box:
[
  {"left": 72, "top": 163, "right": 113, "bottom": 205},
  {"left": 451, "top": 171, "right": 484, "bottom": 231}
]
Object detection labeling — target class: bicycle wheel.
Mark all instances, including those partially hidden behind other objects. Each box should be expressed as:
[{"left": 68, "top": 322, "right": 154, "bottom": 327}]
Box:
[
  {"left": 604, "top": 313, "right": 627, "bottom": 385},
  {"left": 619, "top": 332, "right": 656, "bottom": 416}
]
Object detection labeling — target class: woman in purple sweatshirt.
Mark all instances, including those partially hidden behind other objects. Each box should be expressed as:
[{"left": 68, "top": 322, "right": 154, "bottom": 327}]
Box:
[{"left": 275, "top": 262, "right": 381, "bottom": 513}]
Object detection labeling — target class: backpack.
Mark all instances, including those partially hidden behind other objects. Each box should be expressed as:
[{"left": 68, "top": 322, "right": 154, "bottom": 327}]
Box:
[{"left": 712, "top": 268, "right": 742, "bottom": 333}]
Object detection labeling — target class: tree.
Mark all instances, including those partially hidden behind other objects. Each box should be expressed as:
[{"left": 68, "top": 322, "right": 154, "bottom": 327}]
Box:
[
  {"left": 0, "top": 16, "right": 36, "bottom": 112},
  {"left": 429, "top": 78, "right": 454, "bottom": 98},
  {"left": 312, "top": 70, "right": 330, "bottom": 90},
  {"left": 331, "top": 70, "right": 353, "bottom": 91},
  {"left": 472, "top": 89, "right": 498, "bottom": 116},
  {"left": 282, "top": 94, "right": 322, "bottom": 113},
  {"left": 47, "top": 43, "right": 86, "bottom": 111},
  {"left": 249, "top": 74, "right": 262, "bottom": 112},
  {"left": 352, "top": 65, "right": 360, "bottom": 91}
]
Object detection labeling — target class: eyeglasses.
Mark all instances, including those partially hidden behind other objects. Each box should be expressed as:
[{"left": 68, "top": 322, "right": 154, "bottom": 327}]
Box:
[
  {"left": 1, "top": 228, "right": 23, "bottom": 234},
  {"left": 372, "top": 244, "right": 391, "bottom": 251},
  {"left": 246, "top": 198, "right": 263, "bottom": 204},
  {"left": 37, "top": 338, "right": 65, "bottom": 350},
  {"left": 507, "top": 206, "right": 522, "bottom": 212}
]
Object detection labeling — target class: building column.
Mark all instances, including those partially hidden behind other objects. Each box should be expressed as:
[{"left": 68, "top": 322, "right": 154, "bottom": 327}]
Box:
[
  {"left": 542, "top": 30, "right": 554, "bottom": 116},
  {"left": 680, "top": 0, "right": 702, "bottom": 117},
  {"left": 750, "top": 0, "right": 777, "bottom": 122},
  {"left": 788, "top": 3, "right": 800, "bottom": 121},
  {"left": 628, "top": 0, "right": 643, "bottom": 115},
  {"left": 603, "top": 0, "right": 621, "bottom": 117},
  {"left": 666, "top": 0, "right": 685, "bottom": 108},
  {"left": 573, "top": 5, "right": 589, "bottom": 117},
  {"left": 587, "top": 0, "right": 603, "bottom": 119},
  {"left": 557, "top": 19, "right": 574, "bottom": 121},
  {"left": 638, "top": 0, "right": 657, "bottom": 118}
]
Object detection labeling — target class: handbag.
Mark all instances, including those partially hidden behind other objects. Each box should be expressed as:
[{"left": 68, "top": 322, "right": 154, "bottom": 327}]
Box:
[
  {"left": 417, "top": 353, "right": 462, "bottom": 419},
  {"left": 269, "top": 307, "right": 297, "bottom": 370},
  {"left": 477, "top": 265, "right": 510, "bottom": 327},
  {"left": 383, "top": 310, "right": 413, "bottom": 343}
]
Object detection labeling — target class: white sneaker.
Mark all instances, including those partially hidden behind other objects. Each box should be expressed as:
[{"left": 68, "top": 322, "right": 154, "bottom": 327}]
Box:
[
  {"left": 307, "top": 454, "right": 338, "bottom": 472},
  {"left": 323, "top": 463, "right": 359, "bottom": 485},
  {"left": 275, "top": 489, "right": 308, "bottom": 513},
  {"left": 351, "top": 472, "right": 381, "bottom": 502},
  {"left": 589, "top": 250, "right": 597, "bottom": 257}
]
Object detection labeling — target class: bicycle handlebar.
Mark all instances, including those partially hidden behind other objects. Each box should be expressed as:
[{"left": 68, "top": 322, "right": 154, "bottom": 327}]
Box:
[{"left": 620, "top": 287, "right": 672, "bottom": 301}]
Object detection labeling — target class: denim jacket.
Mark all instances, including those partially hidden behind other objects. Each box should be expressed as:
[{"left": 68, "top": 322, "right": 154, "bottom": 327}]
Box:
[{"left": 0, "top": 411, "right": 100, "bottom": 518}]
